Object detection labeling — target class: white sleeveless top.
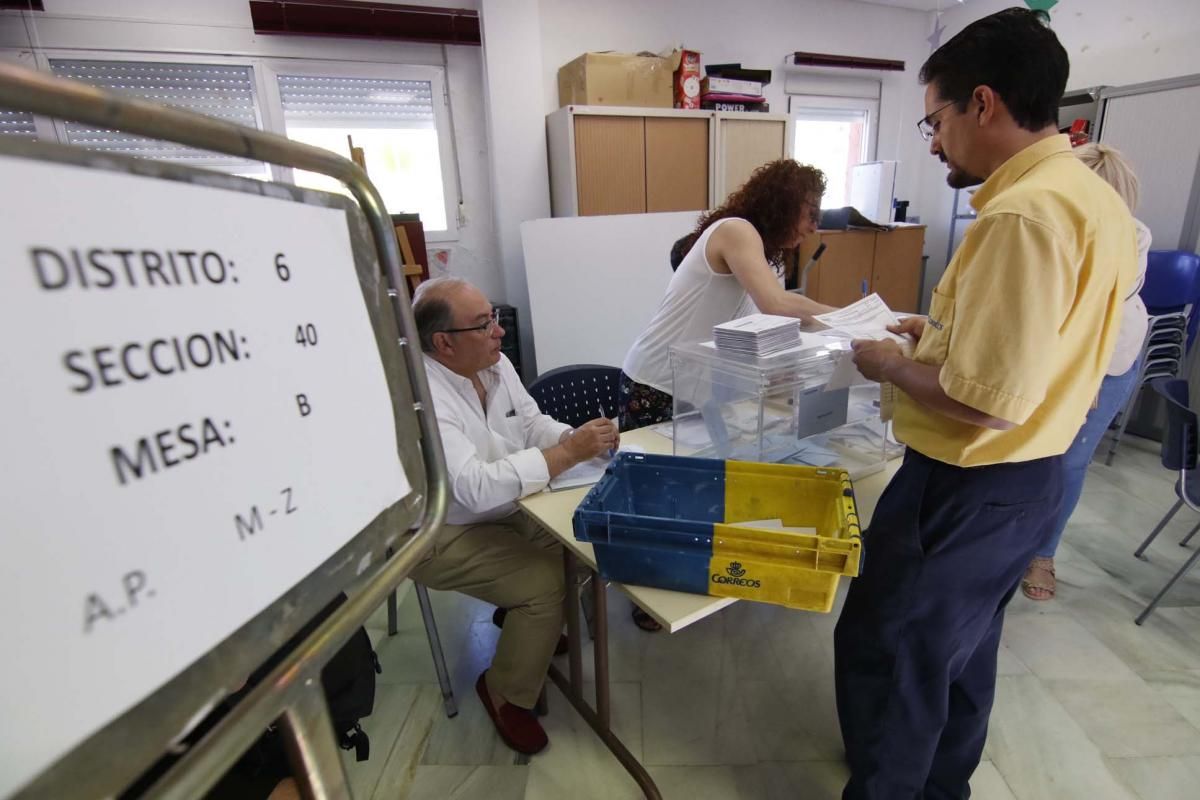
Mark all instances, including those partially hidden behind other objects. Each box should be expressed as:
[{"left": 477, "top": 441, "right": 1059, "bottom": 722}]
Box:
[{"left": 622, "top": 217, "right": 748, "bottom": 393}]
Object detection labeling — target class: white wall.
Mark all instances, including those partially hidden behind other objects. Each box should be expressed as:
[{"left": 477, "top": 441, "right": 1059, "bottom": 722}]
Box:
[
  {"left": 478, "top": 0, "right": 550, "bottom": 377},
  {"left": 0, "top": 0, "right": 503, "bottom": 300},
  {"left": 917, "top": 0, "right": 1200, "bottom": 297},
  {"left": 534, "top": 0, "right": 933, "bottom": 230}
]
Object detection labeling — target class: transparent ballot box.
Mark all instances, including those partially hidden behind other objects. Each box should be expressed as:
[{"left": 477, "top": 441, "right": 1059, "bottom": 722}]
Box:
[
  {"left": 669, "top": 339, "right": 843, "bottom": 463},
  {"left": 668, "top": 342, "right": 902, "bottom": 479},
  {"left": 787, "top": 415, "right": 904, "bottom": 479}
]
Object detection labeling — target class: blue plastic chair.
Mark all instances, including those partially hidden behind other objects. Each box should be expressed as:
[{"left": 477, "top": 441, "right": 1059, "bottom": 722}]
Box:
[
  {"left": 1106, "top": 250, "right": 1200, "bottom": 463},
  {"left": 528, "top": 364, "right": 622, "bottom": 429},
  {"left": 1133, "top": 379, "right": 1200, "bottom": 624},
  {"left": 1141, "top": 250, "right": 1200, "bottom": 349}
]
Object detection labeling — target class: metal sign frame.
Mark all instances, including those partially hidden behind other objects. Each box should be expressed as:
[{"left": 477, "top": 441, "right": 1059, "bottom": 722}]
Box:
[{"left": 0, "top": 62, "right": 448, "bottom": 800}]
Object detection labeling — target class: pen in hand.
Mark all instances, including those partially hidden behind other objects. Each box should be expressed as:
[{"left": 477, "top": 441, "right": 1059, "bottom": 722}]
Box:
[{"left": 599, "top": 402, "right": 616, "bottom": 458}]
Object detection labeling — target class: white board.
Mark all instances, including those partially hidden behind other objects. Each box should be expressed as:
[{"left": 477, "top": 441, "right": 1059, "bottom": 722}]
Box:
[
  {"left": 849, "top": 160, "right": 897, "bottom": 225},
  {"left": 0, "top": 155, "right": 409, "bottom": 797},
  {"left": 522, "top": 211, "right": 700, "bottom": 375}
]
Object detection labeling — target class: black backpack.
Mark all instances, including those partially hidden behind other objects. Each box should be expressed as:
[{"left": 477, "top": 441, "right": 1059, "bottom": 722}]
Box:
[
  {"left": 320, "top": 602, "right": 382, "bottom": 761},
  {"left": 203, "top": 592, "right": 382, "bottom": 797},
  {"left": 121, "top": 593, "right": 382, "bottom": 799}
]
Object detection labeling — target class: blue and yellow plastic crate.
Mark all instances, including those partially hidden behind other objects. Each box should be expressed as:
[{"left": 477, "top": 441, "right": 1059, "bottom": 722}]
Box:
[{"left": 573, "top": 452, "right": 861, "bottom": 613}]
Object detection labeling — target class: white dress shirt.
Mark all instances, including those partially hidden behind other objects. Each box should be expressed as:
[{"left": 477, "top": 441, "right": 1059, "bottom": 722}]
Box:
[{"left": 424, "top": 354, "right": 571, "bottom": 525}]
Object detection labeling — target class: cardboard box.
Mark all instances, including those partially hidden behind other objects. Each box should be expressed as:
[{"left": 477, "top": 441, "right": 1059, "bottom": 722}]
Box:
[
  {"left": 701, "top": 76, "right": 762, "bottom": 96},
  {"left": 674, "top": 49, "right": 702, "bottom": 109},
  {"left": 557, "top": 52, "right": 674, "bottom": 108}
]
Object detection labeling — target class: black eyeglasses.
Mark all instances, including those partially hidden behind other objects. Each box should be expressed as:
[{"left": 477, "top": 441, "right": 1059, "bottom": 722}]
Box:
[
  {"left": 440, "top": 308, "right": 501, "bottom": 335},
  {"left": 917, "top": 100, "right": 956, "bottom": 141}
]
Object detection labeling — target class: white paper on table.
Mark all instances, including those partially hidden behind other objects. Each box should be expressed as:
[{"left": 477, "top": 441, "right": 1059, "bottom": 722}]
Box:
[
  {"left": 713, "top": 313, "right": 798, "bottom": 334},
  {"left": 814, "top": 293, "right": 907, "bottom": 343},
  {"left": 548, "top": 445, "right": 645, "bottom": 491},
  {"left": 699, "top": 332, "right": 840, "bottom": 356}
]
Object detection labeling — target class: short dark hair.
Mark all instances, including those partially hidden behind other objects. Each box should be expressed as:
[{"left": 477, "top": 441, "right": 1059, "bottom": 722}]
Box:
[{"left": 919, "top": 7, "right": 1068, "bottom": 131}]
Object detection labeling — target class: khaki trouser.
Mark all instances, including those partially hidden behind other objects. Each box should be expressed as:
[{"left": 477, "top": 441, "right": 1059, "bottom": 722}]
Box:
[{"left": 410, "top": 512, "right": 564, "bottom": 709}]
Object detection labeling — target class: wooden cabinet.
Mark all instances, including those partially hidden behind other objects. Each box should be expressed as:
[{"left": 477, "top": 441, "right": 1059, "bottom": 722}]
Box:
[
  {"left": 645, "top": 116, "right": 710, "bottom": 212},
  {"left": 799, "top": 226, "right": 926, "bottom": 312},
  {"left": 572, "top": 115, "right": 648, "bottom": 215},
  {"left": 548, "top": 105, "right": 791, "bottom": 217},
  {"left": 871, "top": 226, "right": 926, "bottom": 312},
  {"left": 716, "top": 117, "right": 788, "bottom": 204}
]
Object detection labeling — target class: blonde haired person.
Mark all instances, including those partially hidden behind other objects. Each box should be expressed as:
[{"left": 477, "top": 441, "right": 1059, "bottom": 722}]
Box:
[{"left": 1021, "top": 142, "right": 1151, "bottom": 600}]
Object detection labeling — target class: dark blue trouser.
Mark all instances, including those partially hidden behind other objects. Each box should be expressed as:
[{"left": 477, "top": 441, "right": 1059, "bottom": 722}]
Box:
[{"left": 834, "top": 448, "right": 1063, "bottom": 800}]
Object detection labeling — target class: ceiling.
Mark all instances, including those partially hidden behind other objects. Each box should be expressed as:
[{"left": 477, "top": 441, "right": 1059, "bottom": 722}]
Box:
[{"left": 851, "top": 0, "right": 973, "bottom": 12}]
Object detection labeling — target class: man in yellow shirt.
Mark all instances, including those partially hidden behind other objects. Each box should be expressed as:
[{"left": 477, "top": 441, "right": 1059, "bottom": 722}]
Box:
[{"left": 836, "top": 9, "right": 1137, "bottom": 799}]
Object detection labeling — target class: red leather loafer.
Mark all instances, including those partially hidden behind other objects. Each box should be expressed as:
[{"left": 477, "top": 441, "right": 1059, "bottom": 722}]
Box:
[{"left": 475, "top": 671, "right": 549, "bottom": 755}]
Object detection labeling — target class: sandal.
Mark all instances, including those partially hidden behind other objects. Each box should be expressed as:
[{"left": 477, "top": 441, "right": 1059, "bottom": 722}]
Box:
[
  {"left": 1021, "top": 557, "right": 1056, "bottom": 601},
  {"left": 631, "top": 606, "right": 662, "bottom": 632}
]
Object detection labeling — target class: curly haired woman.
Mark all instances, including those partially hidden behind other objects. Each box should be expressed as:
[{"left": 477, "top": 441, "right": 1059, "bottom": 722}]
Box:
[
  {"left": 619, "top": 159, "right": 832, "bottom": 434},
  {"left": 618, "top": 159, "right": 831, "bottom": 631}
]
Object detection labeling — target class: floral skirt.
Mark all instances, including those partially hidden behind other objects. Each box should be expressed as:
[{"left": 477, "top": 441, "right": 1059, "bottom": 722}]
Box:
[{"left": 617, "top": 372, "right": 673, "bottom": 431}]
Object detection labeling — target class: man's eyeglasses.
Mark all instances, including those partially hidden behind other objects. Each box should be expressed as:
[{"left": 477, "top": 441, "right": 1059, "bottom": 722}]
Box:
[
  {"left": 441, "top": 308, "right": 501, "bottom": 335},
  {"left": 917, "top": 100, "right": 956, "bottom": 141}
]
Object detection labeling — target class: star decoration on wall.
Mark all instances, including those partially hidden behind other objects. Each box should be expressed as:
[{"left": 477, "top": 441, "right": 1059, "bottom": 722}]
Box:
[{"left": 927, "top": 15, "right": 947, "bottom": 50}]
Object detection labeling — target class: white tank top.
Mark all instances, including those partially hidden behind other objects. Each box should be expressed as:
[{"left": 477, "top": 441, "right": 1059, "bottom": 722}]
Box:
[{"left": 622, "top": 217, "right": 748, "bottom": 393}]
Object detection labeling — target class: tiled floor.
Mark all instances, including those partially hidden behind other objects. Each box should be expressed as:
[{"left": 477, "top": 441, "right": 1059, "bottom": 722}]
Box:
[{"left": 346, "top": 436, "right": 1200, "bottom": 799}]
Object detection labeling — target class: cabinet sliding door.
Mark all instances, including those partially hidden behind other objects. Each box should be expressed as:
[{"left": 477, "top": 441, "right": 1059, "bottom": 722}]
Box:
[{"left": 574, "top": 115, "right": 646, "bottom": 215}]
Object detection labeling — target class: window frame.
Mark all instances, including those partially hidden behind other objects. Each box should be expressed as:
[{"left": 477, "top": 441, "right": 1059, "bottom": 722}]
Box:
[
  {"left": 788, "top": 94, "right": 879, "bottom": 162},
  {"left": 31, "top": 48, "right": 271, "bottom": 177},
  {"left": 259, "top": 58, "right": 460, "bottom": 241},
  {"left": 0, "top": 48, "right": 57, "bottom": 141},
  {"left": 1, "top": 49, "right": 460, "bottom": 241},
  {"left": 788, "top": 94, "right": 879, "bottom": 209}
]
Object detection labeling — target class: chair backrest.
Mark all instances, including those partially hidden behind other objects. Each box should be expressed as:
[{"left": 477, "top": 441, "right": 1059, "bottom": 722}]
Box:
[
  {"left": 1142, "top": 250, "right": 1200, "bottom": 311},
  {"left": 1151, "top": 378, "right": 1197, "bottom": 472},
  {"left": 1143, "top": 251, "right": 1200, "bottom": 350},
  {"left": 528, "top": 364, "right": 622, "bottom": 429}
]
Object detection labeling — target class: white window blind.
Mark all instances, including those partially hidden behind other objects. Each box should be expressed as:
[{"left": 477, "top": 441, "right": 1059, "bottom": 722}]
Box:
[
  {"left": 277, "top": 75, "right": 435, "bottom": 129},
  {"left": 0, "top": 109, "right": 37, "bottom": 139},
  {"left": 47, "top": 60, "right": 262, "bottom": 168},
  {"left": 276, "top": 71, "right": 451, "bottom": 233}
]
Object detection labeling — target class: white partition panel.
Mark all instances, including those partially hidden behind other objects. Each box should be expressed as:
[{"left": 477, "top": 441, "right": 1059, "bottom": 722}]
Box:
[{"left": 521, "top": 211, "right": 699, "bottom": 376}]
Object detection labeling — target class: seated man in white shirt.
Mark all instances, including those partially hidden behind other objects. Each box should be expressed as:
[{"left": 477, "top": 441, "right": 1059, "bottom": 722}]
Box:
[{"left": 410, "top": 276, "right": 618, "bottom": 755}]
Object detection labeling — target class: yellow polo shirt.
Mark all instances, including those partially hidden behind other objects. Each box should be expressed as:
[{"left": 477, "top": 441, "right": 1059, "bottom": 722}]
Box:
[{"left": 894, "top": 135, "right": 1137, "bottom": 467}]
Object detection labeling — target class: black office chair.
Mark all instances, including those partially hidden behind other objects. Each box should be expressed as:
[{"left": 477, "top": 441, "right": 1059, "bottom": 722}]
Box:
[
  {"left": 1133, "top": 378, "right": 1200, "bottom": 624},
  {"left": 528, "top": 364, "right": 622, "bottom": 428}
]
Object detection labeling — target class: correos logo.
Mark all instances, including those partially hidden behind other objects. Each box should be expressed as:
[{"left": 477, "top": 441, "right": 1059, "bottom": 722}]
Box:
[{"left": 712, "top": 561, "right": 761, "bottom": 588}]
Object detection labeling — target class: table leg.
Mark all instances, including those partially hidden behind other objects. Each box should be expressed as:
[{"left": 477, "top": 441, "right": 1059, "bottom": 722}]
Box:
[
  {"left": 549, "top": 548, "right": 660, "bottom": 799},
  {"left": 592, "top": 573, "right": 610, "bottom": 728},
  {"left": 563, "top": 548, "right": 584, "bottom": 692}
]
